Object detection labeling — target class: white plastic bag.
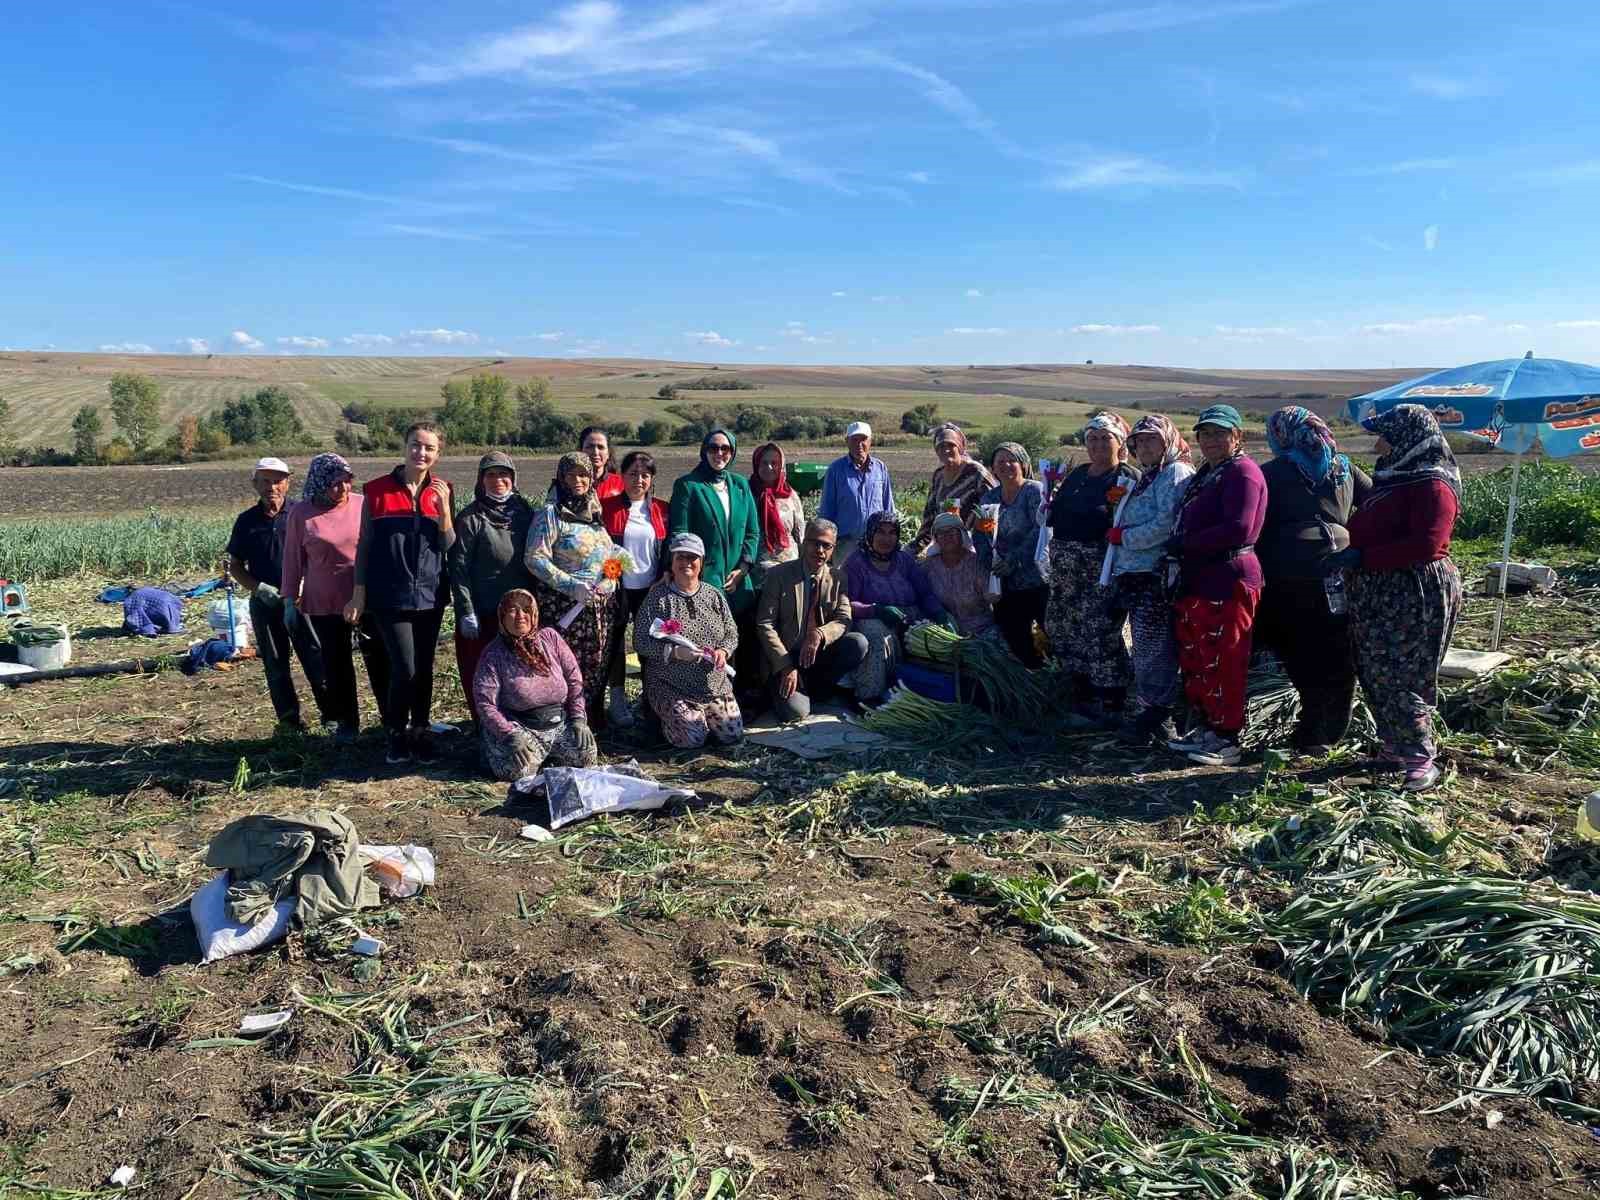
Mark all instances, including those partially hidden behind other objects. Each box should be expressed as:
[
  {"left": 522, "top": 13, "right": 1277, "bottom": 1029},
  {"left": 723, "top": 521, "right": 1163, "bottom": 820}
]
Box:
[
  {"left": 515, "top": 759, "right": 697, "bottom": 830},
  {"left": 190, "top": 871, "right": 293, "bottom": 964},
  {"left": 357, "top": 844, "right": 436, "bottom": 898}
]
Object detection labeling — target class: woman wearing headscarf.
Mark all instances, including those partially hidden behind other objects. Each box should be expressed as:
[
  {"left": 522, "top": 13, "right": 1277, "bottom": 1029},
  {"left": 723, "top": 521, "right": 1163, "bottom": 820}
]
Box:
[
  {"left": 974, "top": 442, "right": 1050, "bottom": 668},
  {"left": 844, "top": 510, "right": 949, "bottom": 701},
  {"left": 471, "top": 589, "right": 598, "bottom": 781},
  {"left": 633, "top": 533, "right": 744, "bottom": 749},
  {"left": 910, "top": 423, "right": 996, "bottom": 556},
  {"left": 1254, "top": 406, "right": 1374, "bottom": 755},
  {"left": 749, "top": 442, "right": 805, "bottom": 587},
  {"left": 348, "top": 422, "right": 455, "bottom": 765},
  {"left": 1165, "top": 405, "right": 1268, "bottom": 767},
  {"left": 1324, "top": 404, "right": 1462, "bottom": 792},
  {"left": 524, "top": 452, "right": 623, "bottom": 723},
  {"left": 598, "top": 450, "right": 670, "bottom": 729},
  {"left": 1105, "top": 415, "right": 1195, "bottom": 744},
  {"left": 917, "top": 511, "right": 997, "bottom": 640},
  {"left": 448, "top": 451, "right": 534, "bottom": 723},
  {"left": 282, "top": 452, "right": 390, "bottom": 744},
  {"left": 1045, "top": 412, "right": 1140, "bottom": 723}
]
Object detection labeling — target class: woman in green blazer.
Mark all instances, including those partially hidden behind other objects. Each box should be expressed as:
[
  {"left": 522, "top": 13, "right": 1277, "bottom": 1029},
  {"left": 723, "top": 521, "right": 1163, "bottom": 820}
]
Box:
[{"left": 668, "top": 427, "right": 762, "bottom": 618}]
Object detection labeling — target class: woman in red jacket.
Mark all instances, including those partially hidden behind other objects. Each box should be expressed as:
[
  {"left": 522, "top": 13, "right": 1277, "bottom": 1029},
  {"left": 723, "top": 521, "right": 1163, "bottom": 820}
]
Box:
[
  {"left": 1324, "top": 404, "right": 1462, "bottom": 792},
  {"left": 599, "top": 450, "right": 668, "bottom": 727}
]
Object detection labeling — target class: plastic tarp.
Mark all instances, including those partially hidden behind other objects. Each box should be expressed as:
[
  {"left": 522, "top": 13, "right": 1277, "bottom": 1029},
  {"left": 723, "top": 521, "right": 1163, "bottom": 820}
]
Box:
[{"left": 511, "top": 759, "right": 696, "bottom": 830}]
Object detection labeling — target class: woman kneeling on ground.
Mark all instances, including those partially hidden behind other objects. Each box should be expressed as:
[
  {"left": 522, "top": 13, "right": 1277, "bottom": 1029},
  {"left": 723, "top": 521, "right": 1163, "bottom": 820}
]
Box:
[
  {"left": 1105, "top": 415, "right": 1194, "bottom": 744},
  {"left": 917, "top": 511, "right": 997, "bottom": 639},
  {"left": 634, "top": 533, "right": 744, "bottom": 750},
  {"left": 1166, "top": 405, "right": 1267, "bottom": 767},
  {"left": 1324, "top": 403, "right": 1462, "bottom": 793},
  {"left": 845, "top": 510, "right": 948, "bottom": 701},
  {"left": 472, "top": 589, "right": 599, "bottom": 781}
]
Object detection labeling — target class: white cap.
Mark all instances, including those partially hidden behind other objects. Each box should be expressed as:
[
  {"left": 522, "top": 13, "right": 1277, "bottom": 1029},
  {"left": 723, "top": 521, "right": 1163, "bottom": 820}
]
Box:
[
  {"left": 253, "top": 457, "right": 291, "bottom": 475},
  {"left": 846, "top": 421, "right": 872, "bottom": 440}
]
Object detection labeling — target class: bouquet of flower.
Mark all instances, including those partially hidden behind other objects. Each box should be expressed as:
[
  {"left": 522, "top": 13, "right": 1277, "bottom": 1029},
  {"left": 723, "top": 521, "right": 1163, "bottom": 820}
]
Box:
[
  {"left": 973, "top": 502, "right": 999, "bottom": 538},
  {"left": 649, "top": 617, "right": 736, "bottom": 675},
  {"left": 600, "top": 547, "right": 637, "bottom": 582},
  {"left": 941, "top": 497, "right": 962, "bottom": 515}
]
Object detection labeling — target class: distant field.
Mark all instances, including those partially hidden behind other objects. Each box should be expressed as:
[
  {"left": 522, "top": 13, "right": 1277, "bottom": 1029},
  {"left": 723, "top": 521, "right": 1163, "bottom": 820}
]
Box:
[{"left": 0, "top": 351, "right": 1420, "bottom": 452}]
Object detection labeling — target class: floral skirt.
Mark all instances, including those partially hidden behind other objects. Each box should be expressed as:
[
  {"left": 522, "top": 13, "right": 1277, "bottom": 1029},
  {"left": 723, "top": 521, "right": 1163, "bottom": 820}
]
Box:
[
  {"left": 1046, "top": 539, "right": 1130, "bottom": 690},
  {"left": 529, "top": 577, "right": 621, "bottom": 724},
  {"left": 1349, "top": 558, "right": 1463, "bottom": 762},
  {"left": 481, "top": 717, "right": 597, "bottom": 782}
]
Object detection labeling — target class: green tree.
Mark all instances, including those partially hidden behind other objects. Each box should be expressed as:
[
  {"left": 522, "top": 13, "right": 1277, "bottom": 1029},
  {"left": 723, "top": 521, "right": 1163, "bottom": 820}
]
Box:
[
  {"left": 515, "top": 377, "right": 573, "bottom": 447},
  {"left": 636, "top": 418, "right": 670, "bottom": 445},
  {"left": 900, "top": 402, "right": 941, "bottom": 436},
  {"left": 71, "top": 405, "right": 104, "bottom": 462},
  {"left": 107, "top": 372, "right": 162, "bottom": 451}
]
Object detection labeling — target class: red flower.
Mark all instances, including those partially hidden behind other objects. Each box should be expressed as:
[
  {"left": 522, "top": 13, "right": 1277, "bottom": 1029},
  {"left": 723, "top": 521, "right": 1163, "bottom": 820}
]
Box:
[{"left": 1105, "top": 484, "right": 1128, "bottom": 504}]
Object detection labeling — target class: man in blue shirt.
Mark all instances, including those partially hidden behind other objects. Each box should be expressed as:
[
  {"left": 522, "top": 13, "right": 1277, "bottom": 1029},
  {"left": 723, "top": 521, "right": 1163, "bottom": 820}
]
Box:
[{"left": 818, "top": 421, "right": 894, "bottom": 565}]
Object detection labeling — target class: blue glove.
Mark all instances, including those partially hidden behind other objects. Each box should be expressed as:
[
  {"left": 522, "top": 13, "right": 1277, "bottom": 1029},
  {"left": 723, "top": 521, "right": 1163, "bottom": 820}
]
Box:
[
  {"left": 1323, "top": 547, "right": 1363, "bottom": 574},
  {"left": 282, "top": 597, "right": 299, "bottom": 629},
  {"left": 878, "top": 604, "right": 908, "bottom": 629},
  {"left": 459, "top": 613, "right": 480, "bottom": 639}
]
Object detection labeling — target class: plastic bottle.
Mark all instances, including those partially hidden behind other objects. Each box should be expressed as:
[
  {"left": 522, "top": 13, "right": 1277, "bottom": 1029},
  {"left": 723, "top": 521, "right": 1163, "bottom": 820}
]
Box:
[
  {"left": 1323, "top": 571, "right": 1347, "bottom": 616},
  {"left": 1579, "top": 792, "right": 1600, "bottom": 844}
]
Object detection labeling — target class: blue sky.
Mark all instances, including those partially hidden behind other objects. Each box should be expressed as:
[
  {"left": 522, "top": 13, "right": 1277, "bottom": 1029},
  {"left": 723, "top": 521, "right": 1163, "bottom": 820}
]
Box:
[{"left": 3, "top": 0, "right": 1599, "bottom": 369}]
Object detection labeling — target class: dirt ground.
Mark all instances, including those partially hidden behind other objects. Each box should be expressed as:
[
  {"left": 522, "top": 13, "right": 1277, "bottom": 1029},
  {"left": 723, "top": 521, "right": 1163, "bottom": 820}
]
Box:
[{"left": 2, "top": 561, "right": 1598, "bottom": 1198}]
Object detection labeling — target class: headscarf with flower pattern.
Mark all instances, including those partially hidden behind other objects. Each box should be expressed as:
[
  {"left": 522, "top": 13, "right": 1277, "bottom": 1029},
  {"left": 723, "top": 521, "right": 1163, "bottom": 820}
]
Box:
[
  {"left": 1126, "top": 415, "right": 1190, "bottom": 498},
  {"left": 1267, "top": 405, "right": 1349, "bottom": 489},
  {"left": 302, "top": 453, "right": 353, "bottom": 505},
  {"left": 497, "top": 589, "right": 552, "bottom": 675},
  {"left": 551, "top": 451, "right": 602, "bottom": 525},
  {"left": 1363, "top": 404, "right": 1461, "bottom": 499}
]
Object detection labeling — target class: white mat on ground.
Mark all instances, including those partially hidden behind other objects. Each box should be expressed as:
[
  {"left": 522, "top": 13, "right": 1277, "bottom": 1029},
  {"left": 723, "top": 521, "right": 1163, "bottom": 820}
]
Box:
[
  {"left": 743, "top": 704, "right": 891, "bottom": 760},
  {"left": 1441, "top": 648, "right": 1513, "bottom": 680}
]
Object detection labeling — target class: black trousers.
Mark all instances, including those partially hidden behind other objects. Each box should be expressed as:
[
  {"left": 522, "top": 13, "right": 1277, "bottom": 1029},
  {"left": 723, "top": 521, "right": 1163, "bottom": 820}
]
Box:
[
  {"left": 767, "top": 631, "right": 870, "bottom": 722},
  {"left": 994, "top": 584, "right": 1048, "bottom": 669},
  {"left": 606, "top": 585, "right": 652, "bottom": 687},
  {"left": 1253, "top": 576, "right": 1358, "bottom": 747},
  {"left": 250, "top": 594, "right": 328, "bottom": 723},
  {"left": 305, "top": 613, "right": 392, "bottom": 731},
  {"left": 370, "top": 608, "right": 446, "bottom": 733}
]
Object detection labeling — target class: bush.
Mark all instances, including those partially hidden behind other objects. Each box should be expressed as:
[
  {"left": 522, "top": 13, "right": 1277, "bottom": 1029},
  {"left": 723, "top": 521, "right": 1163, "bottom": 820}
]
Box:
[
  {"left": 1457, "top": 462, "right": 1600, "bottom": 549},
  {"left": 733, "top": 408, "right": 775, "bottom": 441},
  {"left": 604, "top": 420, "right": 636, "bottom": 442},
  {"left": 636, "top": 419, "right": 670, "bottom": 445},
  {"left": 101, "top": 438, "right": 135, "bottom": 465},
  {"left": 975, "top": 420, "right": 1056, "bottom": 466},
  {"left": 197, "top": 425, "right": 232, "bottom": 454},
  {"left": 900, "top": 402, "right": 941, "bottom": 436},
  {"left": 205, "top": 386, "right": 306, "bottom": 447},
  {"left": 1007, "top": 404, "right": 1027, "bottom": 418}
]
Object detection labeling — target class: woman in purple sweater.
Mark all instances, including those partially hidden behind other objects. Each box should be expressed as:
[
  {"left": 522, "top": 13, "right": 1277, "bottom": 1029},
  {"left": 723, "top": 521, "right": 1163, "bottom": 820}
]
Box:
[
  {"left": 844, "top": 511, "right": 948, "bottom": 701},
  {"left": 1163, "top": 405, "right": 1268, "bottom": 767},
  {"left": 471, "top": 589, "right": 599, "bottom": 781}
]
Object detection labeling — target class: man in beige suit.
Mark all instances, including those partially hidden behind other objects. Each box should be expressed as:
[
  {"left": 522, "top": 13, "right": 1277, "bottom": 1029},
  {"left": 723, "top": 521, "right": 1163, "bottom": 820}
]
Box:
[{"left": 755, "top": 517, "right": 869, "bottom": 722}]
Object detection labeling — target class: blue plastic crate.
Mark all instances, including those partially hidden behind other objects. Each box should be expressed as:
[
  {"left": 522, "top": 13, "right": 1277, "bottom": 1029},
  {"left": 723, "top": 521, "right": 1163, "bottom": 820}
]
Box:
[{"left": 897, "top": 660, "right": 959, "bottom": 703}]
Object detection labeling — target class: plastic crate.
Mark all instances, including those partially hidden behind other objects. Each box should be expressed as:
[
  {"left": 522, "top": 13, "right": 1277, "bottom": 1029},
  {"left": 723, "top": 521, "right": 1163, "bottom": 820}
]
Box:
[
  {"left": 788, "top": 461, "right": 826, "bottom": 496},
  {"left": 897, "top": 660, "right": 959, "bottom": 703}
]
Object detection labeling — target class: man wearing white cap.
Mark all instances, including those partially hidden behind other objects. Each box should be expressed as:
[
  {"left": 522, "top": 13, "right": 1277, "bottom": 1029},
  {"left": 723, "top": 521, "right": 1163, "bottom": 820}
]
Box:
[
  {"left": 226, "top": 457, "right": 324, "bottom": 734},
  {"left": 818, "top": 420, "right": 894, "bottom": 565}
]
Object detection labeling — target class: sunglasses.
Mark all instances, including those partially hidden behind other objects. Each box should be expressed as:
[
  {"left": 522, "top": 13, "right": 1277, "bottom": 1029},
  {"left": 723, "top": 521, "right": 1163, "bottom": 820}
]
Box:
[{"left": 706, "top": 444, "right": 733, "bottom": 456}]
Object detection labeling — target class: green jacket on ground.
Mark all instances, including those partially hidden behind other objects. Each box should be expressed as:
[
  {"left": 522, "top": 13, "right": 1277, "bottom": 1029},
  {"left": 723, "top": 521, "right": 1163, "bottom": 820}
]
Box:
[
  {"left": 204, "top": 810, "right": 378, "bottom": 929},
  {"left": 668, "top": 428, "right": 762, "bottom": 615}
]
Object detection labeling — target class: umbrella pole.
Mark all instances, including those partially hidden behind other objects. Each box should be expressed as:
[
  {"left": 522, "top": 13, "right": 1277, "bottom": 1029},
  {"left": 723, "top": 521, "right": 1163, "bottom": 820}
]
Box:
[{"left": 1490, "top": 445, "right": 1525, "bottom": 651}]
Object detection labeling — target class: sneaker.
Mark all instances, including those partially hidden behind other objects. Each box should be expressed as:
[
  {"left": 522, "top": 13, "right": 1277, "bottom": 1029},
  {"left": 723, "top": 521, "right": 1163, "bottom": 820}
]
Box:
[
  {"left": 385, "top": 731, "right": 413, "bottom": 765},
  {"left": 1402, "top": 761, "right": 1441, "bottom": 792},
  {"left": 607, "top": 690, "right": 636, "bottom": 729},
  {"left": 1167, "top": 727, "right": 1214, "bottom": 754},
  {"left": 1187, "top": 735, "right": 1242, "bottom": 767},
  {"left": 408, "top": 727, "right": 437, "bottom": 763}
]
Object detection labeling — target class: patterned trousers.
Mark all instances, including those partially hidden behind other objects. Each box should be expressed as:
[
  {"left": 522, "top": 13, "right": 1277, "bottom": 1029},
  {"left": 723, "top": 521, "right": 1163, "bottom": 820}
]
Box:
[
  {"left": 1175, "top": 581, "right": 1260, "bottom": 736},
  {"left": 1116, "top": 572, "right": 1181, "bottom": 711},
  {"left": 1349, "top": 559, "right": 1462, "bottom": 764},
  {"left": 649, "top": 692, "right": 745, "bottom": 750},
  {"left": 481, "top": 718, "right": 597, "bottom": 783}
]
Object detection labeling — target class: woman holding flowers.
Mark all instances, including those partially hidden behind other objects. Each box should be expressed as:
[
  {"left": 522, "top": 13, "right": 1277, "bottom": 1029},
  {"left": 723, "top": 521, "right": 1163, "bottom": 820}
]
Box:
[
  {"left": 1324, "top": 404, "right": 1462, "bottom": 792},
  {"left": 472, "top": 589, "right": 598, "bottom": 781},
  {"left": 599, "top": 450, "right": 669, "bottom": 728},
  {"left": 1104, "top": 415, "right": 1194, "bottom": 744},
  {"left": 1165, "top": 405, "right": 1268, "bottom": 767},
  {"left": 633, "top": 533, "right": 744, "bottom": 749},
  {"left": 974, "top": 442, "right": 1050, "bottom": 669},
  {"left": 1045, "top": 412, "right": 1139, "bottom": 723},
  {"left": 844, "top": 510, "right": 949, "bottom": 702},
  {"left": 525, "top": 452, "right": 623, "bottom": 723},
  {"left": 910, "top": 423, "right": 995, "bottom": 556}
]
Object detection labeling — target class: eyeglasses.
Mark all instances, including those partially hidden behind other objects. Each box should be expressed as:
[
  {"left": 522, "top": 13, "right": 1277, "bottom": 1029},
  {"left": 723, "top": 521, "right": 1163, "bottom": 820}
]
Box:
[
  {"left": 706, "top": 444, "right": 733, "bottom": 456},
  {"left": 804, "top": 540, "right": 836, "bottom": 554}
]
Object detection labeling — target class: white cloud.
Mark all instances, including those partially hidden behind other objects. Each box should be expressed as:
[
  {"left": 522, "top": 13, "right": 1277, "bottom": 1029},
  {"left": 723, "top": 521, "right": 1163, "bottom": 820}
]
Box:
[
  {"left": 406, "top": 328, "right": 480, "bottom": 345},
  {"left": 278, "top": 335, "right": 330, "bottom": 350},
  {"left": 947, "top": 326, "right": 1009, "bottom": 335},
  {"left": 906, "top": 171, "right": 932, "bottom": 184},
  {"left": 1363, "top": 234, "right": 1396, "bottom": 252},
  {"left": 1068, "top": 323, "right": 1162, "bottom": 335},
  {"left": 230, "top": 330, "right": 265, "bottom": 351},
  {"left": 1359, "top": 314, "right": 1485, "bottom": 336},
  {"left": 98, "top": 342, "right": 155, "bottom": 354},
  {"left": 342, "top": 333, "right": 394, "bottom": 348},
  {"left": 230, "top": 173, "right": 481, "bottom": 216},
  {"left": 831, "top": 290, "right": 848, "bottom": 297},
  {"left": 178, "top": 337, "right": 211, "bottom": 354},
  {"left": 1523, "top": 161, "right": 1600, "bottom": 185},
  {"left": 1422, "top": 224, "right": 1439, "bottom": 252},
  {"left": 1343, "top": 158, "right": 1456, "bottom": 177},
  {"left": 1049, "top": 157, "right": 1243, "bottom": 191},
  {"left": 1409, "top": 72, "right": 1487, "bottom": 100},
  {"left": 531, "top": 331, "right": 565, "bottom": 341},
  {"left": 965, "top": 288, "right": 983, "bottom": 298},
  {"left": 1502, "top": 322, "right": 1531, "bottom": 333},
  {"left": 685, "top": 330, "right": 735, "bottom": 347},
  {"left": 1215, "top": 324, "right": 1293, "bottom": 341},
  {"left": 1555, "top": 319, "right": 1600, "bottom": 330}
]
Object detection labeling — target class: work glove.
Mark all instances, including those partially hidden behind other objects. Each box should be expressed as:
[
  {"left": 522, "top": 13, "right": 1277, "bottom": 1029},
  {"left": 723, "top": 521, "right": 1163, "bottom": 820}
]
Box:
[
  {"left": 1323, "top": 547, "right": 1363, "bottom": 575},
  {"left": 940, "top": 613, "right": 960, "bottom": 635},
  {"left": 459, "top": 613, "right": 480, "bottom": 640},
  {"left": 878, "top": 604, "right": 908, "bottom": 629},
  {"left": 282, "top": 597, "right": 300, "bottom": 630},
  {"left": 253, "top": 583, "right": 282, "bottom": 607},
  {"left": 571, "top": 719, "right": 599, "bottom": 762},
  {"left": 1105, "top": 527, "right": 1124, "bottom": 546}
]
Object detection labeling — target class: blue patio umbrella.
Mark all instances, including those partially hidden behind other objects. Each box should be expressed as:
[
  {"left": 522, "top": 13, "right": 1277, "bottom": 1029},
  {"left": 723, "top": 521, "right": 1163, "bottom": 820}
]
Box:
[{"left": 1349, "top": 352, "right": 1600, "bottom": 648}]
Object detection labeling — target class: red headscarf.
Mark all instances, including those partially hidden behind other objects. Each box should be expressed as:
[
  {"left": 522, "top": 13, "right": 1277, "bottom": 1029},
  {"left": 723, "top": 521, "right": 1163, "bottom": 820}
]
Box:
[{"left": 749, "top": 442, "right": 793, "bottom": 554}]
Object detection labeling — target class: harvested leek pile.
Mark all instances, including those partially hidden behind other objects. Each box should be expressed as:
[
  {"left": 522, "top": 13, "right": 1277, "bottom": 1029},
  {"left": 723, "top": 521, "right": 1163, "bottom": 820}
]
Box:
[
  {"left": 903, "top": 621, "right": 1055, "bottom": 720},
  {"left": 1441, "top": 650, "right": 1600, "bottom": 769},
  {"left": 1249, "top": 790, "right": 1468, "bottom": 876},
  {"left": 1267, "top": 869, "right": 1600, "bottom": 1107},
  {"left": 860, "top": 684, "right": 1017, "bottom": 749},
  {"left": 1243, "top": 655, "right": 1377, "bottom": 750}
]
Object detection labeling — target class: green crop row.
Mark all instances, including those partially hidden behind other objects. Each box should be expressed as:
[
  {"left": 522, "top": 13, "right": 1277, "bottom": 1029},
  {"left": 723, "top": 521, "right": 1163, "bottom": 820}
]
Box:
[{"left": 0, "top": 509, "right": 231, "bottom": 582}]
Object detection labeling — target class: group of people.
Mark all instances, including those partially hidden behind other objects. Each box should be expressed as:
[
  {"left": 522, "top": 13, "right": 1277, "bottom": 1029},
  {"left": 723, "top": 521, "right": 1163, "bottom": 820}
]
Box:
[{"left": 224, "top": 398, "right": 1464, "bottom": 792}]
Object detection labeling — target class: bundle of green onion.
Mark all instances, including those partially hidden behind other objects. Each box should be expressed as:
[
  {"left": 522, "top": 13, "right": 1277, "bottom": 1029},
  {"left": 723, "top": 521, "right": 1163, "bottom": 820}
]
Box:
[
  {"left": 902, "top": 622, "right": 1054, "bottom": 721},
  {"left": 1442, "top": 650, "right": 1600, "bottom": 768},
  {"left": 861, "top": 684, "right": 1013, "bottom": 749}
]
